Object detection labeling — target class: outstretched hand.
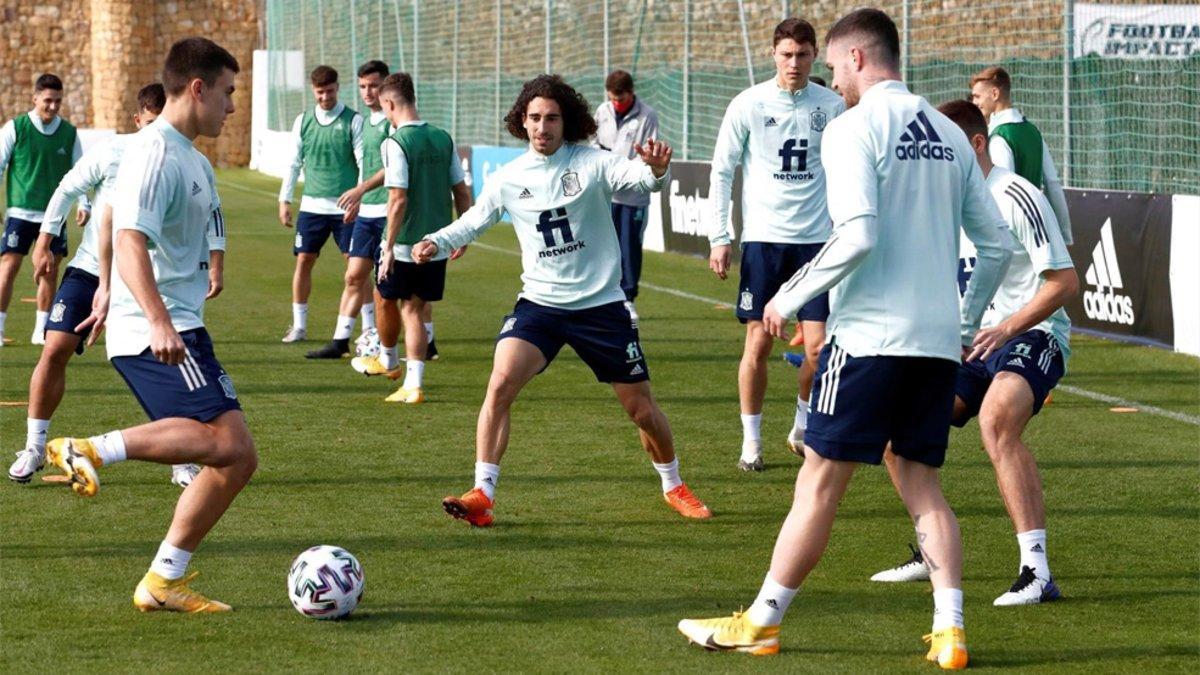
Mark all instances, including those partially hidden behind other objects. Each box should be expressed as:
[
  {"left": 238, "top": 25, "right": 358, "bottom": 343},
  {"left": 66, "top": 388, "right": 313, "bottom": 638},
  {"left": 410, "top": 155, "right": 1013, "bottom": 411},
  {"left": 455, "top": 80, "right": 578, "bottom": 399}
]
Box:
[{"left": 634, "top": 139, "right": 673, "bottom": 177}]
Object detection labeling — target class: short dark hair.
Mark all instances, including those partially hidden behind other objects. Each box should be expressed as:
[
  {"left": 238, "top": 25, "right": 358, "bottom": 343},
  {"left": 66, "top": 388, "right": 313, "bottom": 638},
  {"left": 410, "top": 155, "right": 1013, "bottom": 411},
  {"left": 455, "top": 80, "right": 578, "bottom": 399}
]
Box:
[
  {"left": 162, "top": 38, "right": 240, "bottom": 97},
  {"left": 505, "top": 75, "right": 597, "bottom": 143},
  {"left": 379, "top": 72, "right": 415, "bottom": 105},
  {"left": 137, "top": 83, "right": 166, "bottom": 113},
  {"left": 938, "top": 99, "right": 988, "bottom": 141},
  {"left": 34, "top": 73, "right": 63, "bottom": 92},
  {"left": 605, "top": 70, "right": 634, "bottom": 95},
  {"left": 310, "top": 65, "right": 338, "bottom": 87},
  {"left": 970, "top": 66, "right": 1011, "bottom": 97},
  {"left": 825, "top": 8, "right": 900, "bottom": 68},
  {"left": 773, "top": 18, "right": 817, "bottom": 48},
  {"left": 809, "top": 75, "right": 827, "bottom": 87},
  {"left": 357, "top": 60, "right": 389, "bottom": 79}
]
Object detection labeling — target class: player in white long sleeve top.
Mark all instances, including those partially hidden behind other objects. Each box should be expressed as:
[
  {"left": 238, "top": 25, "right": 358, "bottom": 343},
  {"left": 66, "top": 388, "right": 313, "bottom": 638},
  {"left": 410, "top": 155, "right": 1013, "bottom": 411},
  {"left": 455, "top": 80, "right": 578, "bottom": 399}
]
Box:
[
  {"left": 871, "top": 100, "right": 1078, "bottom": 608},
  {"left": 45, "top": 38, "right": 255, "bottom": 614},
  {"left": 8, "top": 84, "right": 208, "bottom": 489},
  {"left": 706, "top": 19, "right": 846, "bottom": 471},
  {"left": 412, "top": 75, "right": 712, "bottom": 527},
  {"left": 970, "top": 66, "right": 1073, "bottom": 246},
  {"left": 277, "top": 65, "right": 365, "bottom": 350},
  {"left": 679, "top": 10, "right": 1012, "bottom": 668}
]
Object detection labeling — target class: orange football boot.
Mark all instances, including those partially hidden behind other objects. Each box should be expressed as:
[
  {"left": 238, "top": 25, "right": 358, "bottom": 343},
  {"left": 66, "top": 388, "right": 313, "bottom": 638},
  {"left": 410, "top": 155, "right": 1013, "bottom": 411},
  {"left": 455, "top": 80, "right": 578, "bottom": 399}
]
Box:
[
  {"left": 788, "top": 322, "right": 805, "bottom": 347},
  {"left": 442, "top": 487, "right": 494, "bottom": 527},
  {"left": 664, "top": 484, "right": 713, "bottom": 519}
]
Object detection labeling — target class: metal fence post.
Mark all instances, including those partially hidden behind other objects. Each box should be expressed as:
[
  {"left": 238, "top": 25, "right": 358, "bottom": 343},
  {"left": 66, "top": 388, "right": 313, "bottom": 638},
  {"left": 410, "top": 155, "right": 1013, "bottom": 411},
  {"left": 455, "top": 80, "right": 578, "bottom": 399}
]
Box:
[
  {"left": 316, "top": 0, "right": 326, "bottom": 63},
  {"left": 901, "top": 0, "right": 910, "bottom": 82},
  {"left": 413, "top": 0, "right": 420, "bottom": 88},
  {"left": 683, "top": 0, "right": 690, "bottom": 160},
  {"left": 1062, "top": 0, "right": 1073, "bottom": 187},
  {"left": 349, "top": 0, "right": 357, "bottom": 89},
  {"left": 737, "top": 0, "right": 755, "bottom": 87},
  {"left": 392, "top": 0, "right": 404, "bottom": 71},
  {"left": 545, "top": 0, "right": 552, "bottom": 73},
  {"left": 496, "top": 0, "right": 502, "bottom": 145},
  {"left": 603, "top": 0, "right": 610, "bottom": 78},
  {"left": 453, "top": 0, "right": 460, "bottom": 139}
]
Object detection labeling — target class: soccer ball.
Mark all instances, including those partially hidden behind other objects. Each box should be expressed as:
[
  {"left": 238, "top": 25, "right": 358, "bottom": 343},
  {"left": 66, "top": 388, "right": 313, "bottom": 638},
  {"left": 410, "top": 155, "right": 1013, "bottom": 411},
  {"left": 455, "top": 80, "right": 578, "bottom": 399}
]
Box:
[
  {"left": 287, "top": 545, "right": 364, "bottom": 619},
  {"left": 355, "top": 327, "right": 380, "bottom": 358}
]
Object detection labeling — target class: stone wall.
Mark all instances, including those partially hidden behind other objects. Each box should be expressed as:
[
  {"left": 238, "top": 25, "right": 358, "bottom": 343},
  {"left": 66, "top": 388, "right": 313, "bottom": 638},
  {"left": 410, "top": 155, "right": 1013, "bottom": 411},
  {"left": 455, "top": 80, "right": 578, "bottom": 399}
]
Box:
[{"left": 0, "top": 0, "right": 258, "bottom": 167}]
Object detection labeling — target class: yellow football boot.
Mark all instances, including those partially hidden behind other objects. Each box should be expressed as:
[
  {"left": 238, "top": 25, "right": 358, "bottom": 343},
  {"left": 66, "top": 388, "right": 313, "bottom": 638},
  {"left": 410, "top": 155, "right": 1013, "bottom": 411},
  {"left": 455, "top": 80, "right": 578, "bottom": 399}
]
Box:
[
  {"left": 350, "top": 354, "right": 402, "bottom": 379},
  {"left": 133, "top": 571, "right": 232, "bottom": 613},
  {"left": 677, "top": 611, "right": 780, "bottom": 655},
  {"left": 924, "top": 627, "right": 969, "bottom": 670},
  {"left": 45, "top": 437, "right": 102, "bottom": 497},
  {"left": 384, "top": 386, "right": 424, "bottom": 404}
]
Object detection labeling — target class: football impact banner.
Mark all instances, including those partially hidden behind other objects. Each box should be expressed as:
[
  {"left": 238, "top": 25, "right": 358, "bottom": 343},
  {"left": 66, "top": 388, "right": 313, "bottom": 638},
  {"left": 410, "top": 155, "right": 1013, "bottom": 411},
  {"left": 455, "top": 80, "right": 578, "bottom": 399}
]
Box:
[
  {"left": 1075, "top": 3, "right": 1200, "bottom": 59},
  {"left": 656, "top": 161, "right": 743, "bottom": 261}
]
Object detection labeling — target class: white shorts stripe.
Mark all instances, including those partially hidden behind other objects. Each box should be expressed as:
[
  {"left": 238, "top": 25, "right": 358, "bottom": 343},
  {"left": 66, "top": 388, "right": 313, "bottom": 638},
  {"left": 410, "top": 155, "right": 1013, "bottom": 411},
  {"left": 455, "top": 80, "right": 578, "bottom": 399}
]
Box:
[
  {"left": 179, "top": 363, "right": 198, "bottom": 391},
  {"left": 825, "top": 347, "right": 848, "bottom": 416},
  {"left": 817, "top": 345, "right": 847, "bottom": 416},
  {"left": 184, "top": 352, "right": 208, "bottom": 388}
]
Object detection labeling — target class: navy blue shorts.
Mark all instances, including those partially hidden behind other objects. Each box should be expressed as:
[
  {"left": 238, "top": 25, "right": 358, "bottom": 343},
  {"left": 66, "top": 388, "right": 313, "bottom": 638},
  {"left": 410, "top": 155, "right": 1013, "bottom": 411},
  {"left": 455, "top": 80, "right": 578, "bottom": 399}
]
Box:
[
  {"left": 953, "top": 330, "right": 1065, "bottom": 426},
  {"left": 736, "top": 242, "right": 829, "bottom": 323},
  {"left": 46, "top": 266, "right": 99, "bottom": 353},
  {"left": 806, "top": 343, "right": 958, "bottom": 467},
  {"left": 294, "top": 212, "right": 351, "bottom": 255},
  {"left": 376, "top": 258, "right": 447, "bottom": 302},
  {"left": 497, "top": 298, "right": 649, "bottom": 384},
  {"left": 348, "top": 216, "right": 385, "bottom": 260},
  {"left": 2, "top": 217, "right": 67, "bottom": 256},
  {"left": 111, "top": 328, "right": 242, "bottom": 423},
  {"left": 611, "top": 203, "right": 647, "bottom": 301}
]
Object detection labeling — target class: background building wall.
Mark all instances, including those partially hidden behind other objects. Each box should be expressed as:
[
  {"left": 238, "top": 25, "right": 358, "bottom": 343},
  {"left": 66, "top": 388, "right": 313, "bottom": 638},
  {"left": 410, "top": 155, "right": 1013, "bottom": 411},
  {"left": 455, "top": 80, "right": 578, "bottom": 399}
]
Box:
[{"left": 0, "top": 0, "right": 258, "bottom": 167}]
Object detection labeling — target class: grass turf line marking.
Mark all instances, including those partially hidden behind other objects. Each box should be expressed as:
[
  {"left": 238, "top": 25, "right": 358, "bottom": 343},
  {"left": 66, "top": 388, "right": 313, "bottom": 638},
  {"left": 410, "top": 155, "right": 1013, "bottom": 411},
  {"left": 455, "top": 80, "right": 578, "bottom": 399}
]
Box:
[{"left": 210, "top": 186, "right": 1199, "bottom": 429}]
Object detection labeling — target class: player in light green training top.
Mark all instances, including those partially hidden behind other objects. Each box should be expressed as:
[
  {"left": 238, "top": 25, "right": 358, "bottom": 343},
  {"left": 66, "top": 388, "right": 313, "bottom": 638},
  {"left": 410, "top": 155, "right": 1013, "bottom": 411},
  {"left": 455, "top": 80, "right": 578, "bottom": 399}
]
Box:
[
  {"left": 970, "top": 66, "right": 1073, "bottom": 246},
  {"left": 0, "top": 73, "right": 90, "bottom": 347},
  {"left": 277, "top": 65, "right": 364, "bottom": 356}
]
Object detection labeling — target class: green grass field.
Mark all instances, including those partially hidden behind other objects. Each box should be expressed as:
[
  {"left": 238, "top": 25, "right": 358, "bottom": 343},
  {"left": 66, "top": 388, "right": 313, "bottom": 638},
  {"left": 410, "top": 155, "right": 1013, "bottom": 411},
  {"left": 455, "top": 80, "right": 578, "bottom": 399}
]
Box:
[{"left": 1, "top": 168, "right": 1198, "bottom": 672}]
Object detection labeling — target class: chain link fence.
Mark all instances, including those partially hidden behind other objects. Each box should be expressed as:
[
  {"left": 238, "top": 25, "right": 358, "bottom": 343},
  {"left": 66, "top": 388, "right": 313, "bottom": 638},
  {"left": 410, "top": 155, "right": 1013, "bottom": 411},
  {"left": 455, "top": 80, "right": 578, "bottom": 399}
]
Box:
[{"left": 263, "top": 0, "right": 1200, "bottom": 194}]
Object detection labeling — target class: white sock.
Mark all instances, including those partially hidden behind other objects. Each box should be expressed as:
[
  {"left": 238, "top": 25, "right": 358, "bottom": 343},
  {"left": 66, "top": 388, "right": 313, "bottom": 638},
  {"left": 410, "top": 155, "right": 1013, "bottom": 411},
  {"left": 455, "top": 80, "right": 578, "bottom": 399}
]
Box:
[
  {"left": 34, "top": 310, "right": 48, "bottom": 335},
  {"left": 652, "top": 457, "right": 683, "bottom": 493},
  {"left": 403, "top": 360, "right": 424, "bottom": 389},
  {"left": 424, "top": 322, "right": 434, "bottom": 343},
  {"left": 0, "top": 310, "right": 7, "bottom": 335},
  {"left": 381, "top": 344, "right": 399, "bottom": 369},
  {"left": 740, "top": 413, "right": 762, "bottom": 461},
  {"left": 746, "top": 573, "right": 798, "bottom": 627},
  {"left": 474, "top": 461, "right": 500, "bottom": 500},
  {"left": 26, "top": 418, "right": 50, "bottom": 452},
  {"left": 791, "top": 396, "right": 809, "bottom": 437},
  {"left": 1016, "top": 529, "right": 1050, "bottom": 579},
  {"left": 149, "top": 540, "right": 192, "bottom": 580},
  {"left": 292, "top": 303, "right": 308, "bottom": 331},
  {"left": 333, "top": 314, "right": 355, "bottom": 340},
  {"left": 361, "top": 303, "right": 376, "bottom": 332},
  {"left": 89, "top": 430, "right": 127, "bottom": 465},
  {"left": 932, "top": 588, "right": 964, "bottom": 631}
]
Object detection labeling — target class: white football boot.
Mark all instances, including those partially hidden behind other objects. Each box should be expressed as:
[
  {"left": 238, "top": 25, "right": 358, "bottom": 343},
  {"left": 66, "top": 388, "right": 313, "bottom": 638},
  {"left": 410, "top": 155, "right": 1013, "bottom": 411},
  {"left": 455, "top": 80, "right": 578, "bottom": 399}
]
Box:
[
  {"left": 870, "top": 544, "right": 932, "bottom": 582},
  {"left": 171, "top": 464, "right": 202, "bottom": 489},
  {"left": 993, "top": 565, "right": 1061, "bottom": 606},
  {"left": 8, "top": 447, "right": 45, "bottom": 483}
]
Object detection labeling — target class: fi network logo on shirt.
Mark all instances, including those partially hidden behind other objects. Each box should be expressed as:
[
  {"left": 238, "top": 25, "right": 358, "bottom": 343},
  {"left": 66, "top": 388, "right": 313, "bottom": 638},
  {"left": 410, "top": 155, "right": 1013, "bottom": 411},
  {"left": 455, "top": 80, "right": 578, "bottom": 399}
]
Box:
[
  {"left": 1083, "top": 218, "right": 1135, "bottom": 325},
  {"left": 895, "top": 111, "right": 955, "bottom": 162}
]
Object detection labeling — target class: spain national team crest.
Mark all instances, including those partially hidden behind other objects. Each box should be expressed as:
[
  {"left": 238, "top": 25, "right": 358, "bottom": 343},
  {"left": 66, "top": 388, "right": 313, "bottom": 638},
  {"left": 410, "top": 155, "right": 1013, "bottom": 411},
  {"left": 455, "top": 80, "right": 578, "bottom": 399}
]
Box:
[
  {"left": 739, "top": 290, "right": 754, "bottom": 312},
  {"left": 561, "top": 170, "right": 581, "bottom": 197},
  {"left": 50, "top": 302, "right": 66, "bottom": 323},
  {"left": 218, "top": 374, "right": 238, "bottom": 400},
  {"left": 810, "top": 109, "right": 828, "bottom": 132}
]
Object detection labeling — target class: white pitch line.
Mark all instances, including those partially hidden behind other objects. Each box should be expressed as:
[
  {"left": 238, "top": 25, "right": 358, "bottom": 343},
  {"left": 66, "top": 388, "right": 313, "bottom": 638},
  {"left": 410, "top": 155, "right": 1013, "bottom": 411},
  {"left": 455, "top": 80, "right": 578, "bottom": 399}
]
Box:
[{"left": 218, "top": 194, "right": 1197, "bottom": 427}]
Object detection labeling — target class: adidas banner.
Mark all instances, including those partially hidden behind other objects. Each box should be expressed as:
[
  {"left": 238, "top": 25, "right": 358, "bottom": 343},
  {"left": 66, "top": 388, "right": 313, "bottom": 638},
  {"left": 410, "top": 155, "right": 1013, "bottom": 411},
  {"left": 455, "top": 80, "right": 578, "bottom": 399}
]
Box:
[{"left": 1064, "top": 190, "right": 1175, "bottom": 348}]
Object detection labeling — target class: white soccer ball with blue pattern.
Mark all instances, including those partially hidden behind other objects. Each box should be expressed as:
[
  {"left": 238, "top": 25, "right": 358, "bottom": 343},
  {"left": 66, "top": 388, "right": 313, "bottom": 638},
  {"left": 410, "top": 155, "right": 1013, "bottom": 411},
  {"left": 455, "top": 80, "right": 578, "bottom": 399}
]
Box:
[
  {"left": 355, "top": 327, "right": 381, "bottom": 358},
  {"left": 287, "top": 545, "right": 364, "bottom": 619}
]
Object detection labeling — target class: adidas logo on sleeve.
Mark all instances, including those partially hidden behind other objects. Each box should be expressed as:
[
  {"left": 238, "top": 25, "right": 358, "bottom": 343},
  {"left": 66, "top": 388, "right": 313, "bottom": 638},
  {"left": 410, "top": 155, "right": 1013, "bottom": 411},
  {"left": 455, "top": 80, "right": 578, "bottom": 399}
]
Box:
[
  {"left": 895, "top": 111, "right": 955, "bottom": 162},
  {"left": 1083, "top": 218, "right": 1135, "bottom": 325}
]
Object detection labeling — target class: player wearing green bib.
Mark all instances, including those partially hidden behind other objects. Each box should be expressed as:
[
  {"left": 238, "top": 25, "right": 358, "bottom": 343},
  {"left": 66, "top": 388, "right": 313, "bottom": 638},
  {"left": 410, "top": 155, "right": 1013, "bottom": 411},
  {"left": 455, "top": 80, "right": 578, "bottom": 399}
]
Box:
[
  {"left": 305, "top": 60, "right": 392, "bottom": 359},
  {"left": 0, "top": 73, "right": 90, "bottom": 346},
  {"left": 970, "top": 66, "right": 1073, "bottom": 246},
  {"left": 349, "top": 72, "right": 471, "bottom": 403},
  {"left": 278, "top": 66, "right": 364, "bottom": 353}
]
